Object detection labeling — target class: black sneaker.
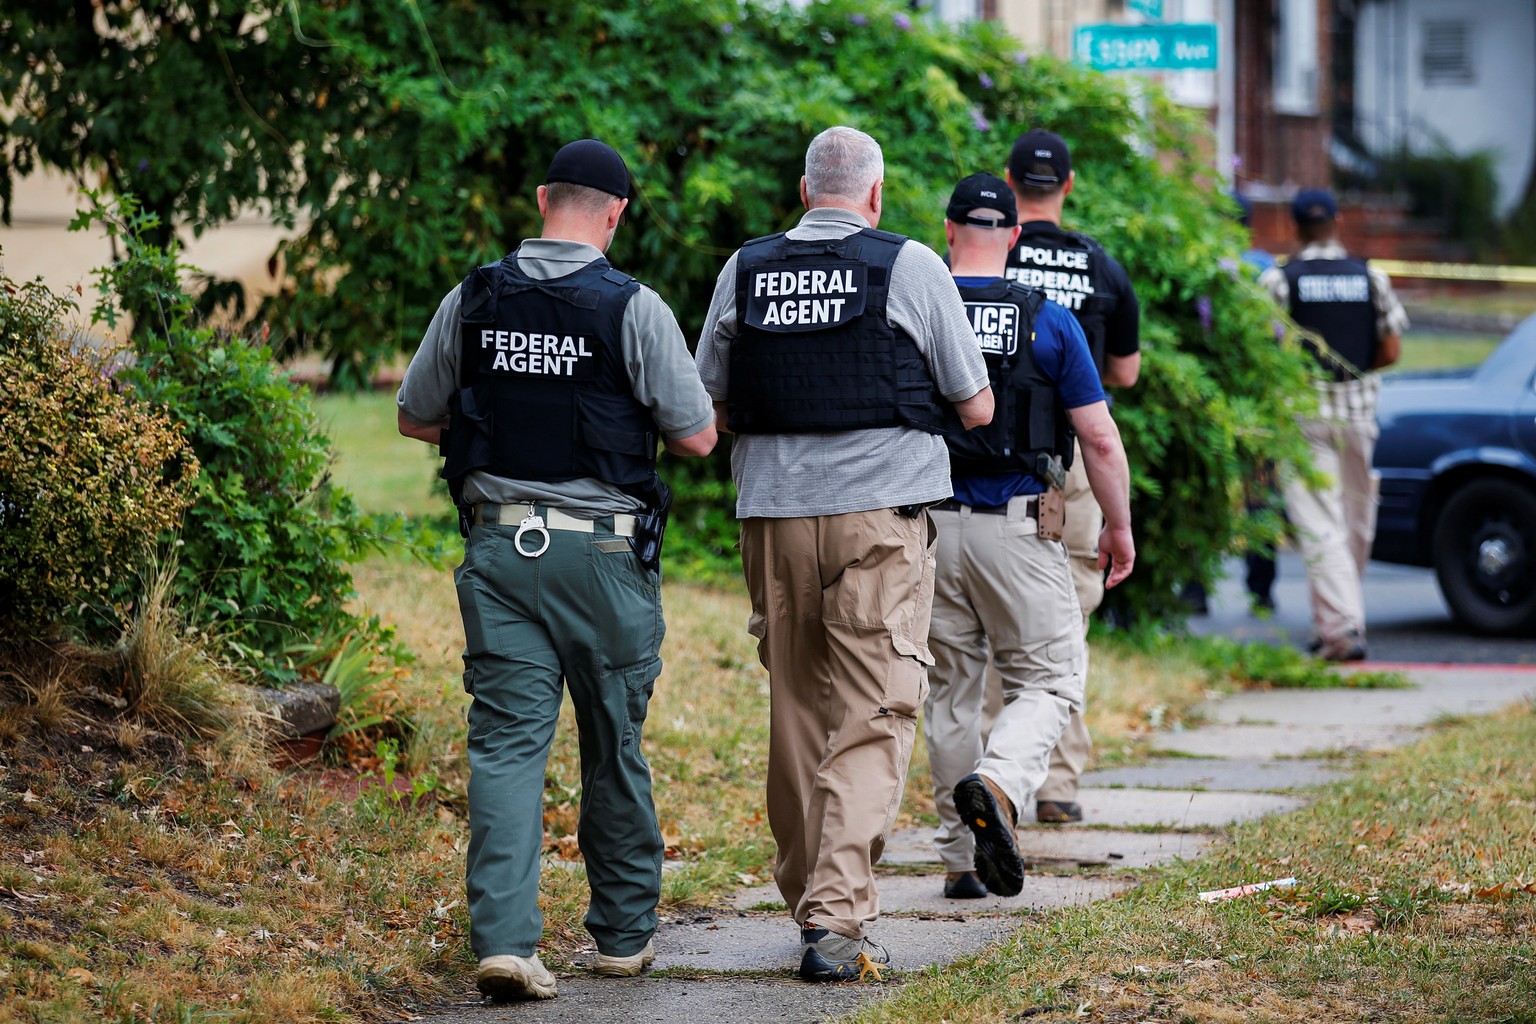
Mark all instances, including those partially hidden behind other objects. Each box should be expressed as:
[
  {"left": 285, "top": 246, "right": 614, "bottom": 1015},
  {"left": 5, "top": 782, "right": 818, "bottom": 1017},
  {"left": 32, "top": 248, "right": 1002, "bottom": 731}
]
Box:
[
  {"left": 798, "top": 927, "right": 892, "bottom": 983},
  {"left": 942, "top": 871, "right": 988, "bottom": 899},
  {"left": 953, "top": 773, "right": 1025, "bottom": 897}
]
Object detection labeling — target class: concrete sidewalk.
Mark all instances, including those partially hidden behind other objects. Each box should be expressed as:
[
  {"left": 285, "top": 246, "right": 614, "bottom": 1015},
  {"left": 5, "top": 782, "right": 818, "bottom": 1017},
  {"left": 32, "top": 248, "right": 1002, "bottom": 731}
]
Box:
[{"left": 420, "top": 665, "right": 1536, "bottom": 1023}]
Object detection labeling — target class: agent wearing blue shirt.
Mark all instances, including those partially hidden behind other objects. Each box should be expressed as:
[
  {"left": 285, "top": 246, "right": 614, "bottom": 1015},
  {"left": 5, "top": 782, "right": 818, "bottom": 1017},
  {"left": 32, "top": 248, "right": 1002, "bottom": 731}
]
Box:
[{"left": 924, "top": 174, "right": 1136, "bottom": 900}]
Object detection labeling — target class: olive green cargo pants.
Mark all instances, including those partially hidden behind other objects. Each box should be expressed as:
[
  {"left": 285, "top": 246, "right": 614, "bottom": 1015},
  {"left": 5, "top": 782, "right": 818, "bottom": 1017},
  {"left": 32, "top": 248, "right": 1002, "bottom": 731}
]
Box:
[{"left": 456, "top": 506, "right": 665, "bottom": 960}]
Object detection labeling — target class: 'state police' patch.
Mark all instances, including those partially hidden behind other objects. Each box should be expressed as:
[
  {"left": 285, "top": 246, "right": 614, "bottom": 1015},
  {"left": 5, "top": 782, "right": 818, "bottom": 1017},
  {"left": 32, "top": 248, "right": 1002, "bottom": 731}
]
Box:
[
  {"left": 743, "top": 263, "right": 867, "bottom": 332},
  {"left": 1296, "top": 273, "right": 1370, "bottom": 303}
]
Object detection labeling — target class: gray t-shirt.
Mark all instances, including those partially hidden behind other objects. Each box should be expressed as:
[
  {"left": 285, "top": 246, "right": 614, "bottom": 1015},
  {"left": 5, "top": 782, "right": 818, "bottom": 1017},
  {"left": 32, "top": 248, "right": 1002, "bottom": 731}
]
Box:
[
  {"left": 398, "top": 238, "right": 714, "bottom": 515},
  {"left": 695, "top": 208, "right": 989, "bottom": 518}
]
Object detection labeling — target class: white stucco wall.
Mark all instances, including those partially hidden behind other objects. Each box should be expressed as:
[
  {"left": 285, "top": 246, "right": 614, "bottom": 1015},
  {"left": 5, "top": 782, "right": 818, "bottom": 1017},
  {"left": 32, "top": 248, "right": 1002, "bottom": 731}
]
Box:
[{"left": 1356, "top": 0, "right": 1536, "bottom": 215}]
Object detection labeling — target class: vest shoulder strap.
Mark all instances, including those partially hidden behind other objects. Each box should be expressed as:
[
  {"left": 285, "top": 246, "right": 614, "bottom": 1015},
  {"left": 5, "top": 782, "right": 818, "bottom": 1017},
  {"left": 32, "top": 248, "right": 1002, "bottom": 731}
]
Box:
[
  {"left": 1004, "top": 281, "right": 1046, "bottom": 317},
  {"left": 741, "top": 232, "right": 787, "bottom": 253},
  {"left": 459, "top": 261, "right": 504, "bottom": 320},
  {"left": 859, "top": 227, "right": 909, "bottom": 247}
]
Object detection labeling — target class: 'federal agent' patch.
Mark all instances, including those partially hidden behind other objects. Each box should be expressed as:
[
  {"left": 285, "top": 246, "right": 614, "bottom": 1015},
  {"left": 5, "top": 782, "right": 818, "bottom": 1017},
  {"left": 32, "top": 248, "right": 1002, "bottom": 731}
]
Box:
[
  {"left": 743, "top": 262, "right": 867, "bottom": 332},
  {"left": 965, "top": 302, "right": 1021, "bottom": 356},
  {"left": 462, "top": 326, "right": 598, "bottom": 380}
]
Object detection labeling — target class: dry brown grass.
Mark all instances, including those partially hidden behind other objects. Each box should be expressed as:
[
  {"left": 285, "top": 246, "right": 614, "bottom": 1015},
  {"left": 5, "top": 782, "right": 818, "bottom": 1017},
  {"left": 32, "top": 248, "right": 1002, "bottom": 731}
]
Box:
[{"left": 114, "top": 561, "right": 252, "bottom": 740}]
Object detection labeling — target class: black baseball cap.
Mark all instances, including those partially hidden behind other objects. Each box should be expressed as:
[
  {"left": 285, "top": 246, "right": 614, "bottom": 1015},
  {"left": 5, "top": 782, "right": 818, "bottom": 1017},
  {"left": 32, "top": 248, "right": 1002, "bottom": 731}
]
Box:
[
  {"left": 946, "top": 173, "right": 1018, "bottom": 227},
  {"left": 1291, "top": 188, "right": 1338, "bottom": 225},
  {"left": 545, "top": 139, "right": 631, "bottom": 199},
  {"left": 1008, "top": 129, "right": 1072, "bottom": 190}
]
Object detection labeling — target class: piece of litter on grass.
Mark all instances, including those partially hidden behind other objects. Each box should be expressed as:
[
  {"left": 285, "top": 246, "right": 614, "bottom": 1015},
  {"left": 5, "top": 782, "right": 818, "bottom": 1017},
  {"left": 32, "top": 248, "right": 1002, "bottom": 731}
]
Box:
[{"left": 1197, "top": 877, "right": 1297, "bottom": 902}]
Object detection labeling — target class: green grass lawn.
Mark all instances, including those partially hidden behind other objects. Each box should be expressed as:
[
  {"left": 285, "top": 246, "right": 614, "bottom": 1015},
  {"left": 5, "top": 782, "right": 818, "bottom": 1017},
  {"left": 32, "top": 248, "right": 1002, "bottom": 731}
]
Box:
[
  {"left": 313, "top": 391, "right": 454, "bottom": 519},
  {"left": 1394, "top": 329, "right": 1502, "bottom": 372}
]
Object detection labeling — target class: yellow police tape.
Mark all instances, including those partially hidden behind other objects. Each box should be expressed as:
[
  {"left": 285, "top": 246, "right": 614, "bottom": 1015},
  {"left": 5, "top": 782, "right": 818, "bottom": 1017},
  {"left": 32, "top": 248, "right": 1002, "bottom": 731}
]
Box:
[{"left": 1372, "top": 258, "right": 1536, "bottom": 284}]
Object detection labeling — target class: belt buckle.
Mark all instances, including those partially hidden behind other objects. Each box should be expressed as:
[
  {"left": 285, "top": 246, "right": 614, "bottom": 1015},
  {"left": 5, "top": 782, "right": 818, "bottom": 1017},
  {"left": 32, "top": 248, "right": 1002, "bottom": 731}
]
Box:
[{"left": 513, "top": 513, "right": 551, "bottom": 558}]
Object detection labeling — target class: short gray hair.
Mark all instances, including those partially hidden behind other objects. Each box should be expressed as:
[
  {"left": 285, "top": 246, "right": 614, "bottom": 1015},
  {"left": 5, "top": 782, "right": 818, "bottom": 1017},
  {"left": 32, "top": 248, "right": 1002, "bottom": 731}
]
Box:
[{"left": 804, "top": 126, "right": 884, "bottom": 205}]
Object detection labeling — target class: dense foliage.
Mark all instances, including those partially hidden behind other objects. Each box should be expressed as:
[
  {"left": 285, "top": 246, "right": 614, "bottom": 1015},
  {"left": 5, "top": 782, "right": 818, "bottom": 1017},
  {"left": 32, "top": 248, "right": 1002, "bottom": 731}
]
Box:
[
  {"left": 0, "top": 268, "right": 197, "bottom": 637},
  {"left": 2, "top": 0, "right": 1316, "bottom": 620},
  {"left": 75, "top": 196, "right": 391, "bottom": 678}
]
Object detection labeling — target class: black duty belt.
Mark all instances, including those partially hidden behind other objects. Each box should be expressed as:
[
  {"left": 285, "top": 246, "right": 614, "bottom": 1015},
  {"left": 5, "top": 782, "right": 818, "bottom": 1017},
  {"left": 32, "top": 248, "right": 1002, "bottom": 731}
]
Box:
[{"left": 932, "top": 495, "right": 1041, "bottom": 516}]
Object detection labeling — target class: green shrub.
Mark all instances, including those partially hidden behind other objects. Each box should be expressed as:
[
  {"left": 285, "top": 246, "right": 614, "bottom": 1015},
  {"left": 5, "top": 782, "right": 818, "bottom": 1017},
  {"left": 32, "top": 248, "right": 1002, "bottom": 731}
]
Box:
[
  {"left": 0, "top": 268, "right": 197, "bottom": 638},
  {"left": 1378, "top": 147, "right": 1499, "bottom": 258},
  {"left": 72, "top": 194, "right": 393, "bottom": 680}
]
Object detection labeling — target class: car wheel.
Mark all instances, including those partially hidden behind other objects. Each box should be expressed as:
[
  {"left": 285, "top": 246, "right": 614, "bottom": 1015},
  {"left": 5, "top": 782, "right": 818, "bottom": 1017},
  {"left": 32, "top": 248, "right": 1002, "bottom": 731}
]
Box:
[{"left": 1431, "top": 478, "right": 1536, "bottom": 636}]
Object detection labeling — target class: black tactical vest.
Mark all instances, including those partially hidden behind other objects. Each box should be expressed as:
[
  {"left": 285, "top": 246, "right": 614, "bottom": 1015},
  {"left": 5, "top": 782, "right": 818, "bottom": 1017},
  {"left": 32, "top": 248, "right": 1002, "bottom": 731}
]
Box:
[
  {"left": 945, "top": 281, "right": 1073, "bottom": 478},
  {"left": 439, "top": 253, "right": 659, "bottom": 499},
  {"left": 1006, "top": 225, "right": 1114, "bottom": 373},
  {"left": 727, "top": 228, "right": 957, "bottom": 435},
  {"left": 1283, "top": 257, "right": 1377, "bottom": 380}
]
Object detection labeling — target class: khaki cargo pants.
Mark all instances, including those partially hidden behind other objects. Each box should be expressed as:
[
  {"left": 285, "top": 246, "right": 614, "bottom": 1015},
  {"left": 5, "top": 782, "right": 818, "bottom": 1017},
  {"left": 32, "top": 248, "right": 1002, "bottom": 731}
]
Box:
[
  {"left": 740, "top": 508, "right": 937, "bottom": 941},
  {"left": 925, "top": 499, "right": 1084, "bottom": 872}
]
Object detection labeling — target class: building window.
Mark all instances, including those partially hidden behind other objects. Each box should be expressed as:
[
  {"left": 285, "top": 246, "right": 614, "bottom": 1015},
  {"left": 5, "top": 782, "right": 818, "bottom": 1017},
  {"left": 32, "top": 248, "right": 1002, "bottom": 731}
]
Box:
[
  {"left": 1421, "top": 19, "right": 1474, "bottom": 85},
  {"left": 927, "top": 0, "right": 983, "bottom": 23},
  {"left": 1273, "top": 0, "right": 1319, "bottom": 116}
]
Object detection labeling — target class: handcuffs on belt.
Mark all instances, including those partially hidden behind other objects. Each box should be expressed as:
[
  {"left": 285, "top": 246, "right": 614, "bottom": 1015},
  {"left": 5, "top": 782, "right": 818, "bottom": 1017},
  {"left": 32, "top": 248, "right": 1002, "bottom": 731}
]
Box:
[{"left": 513, "top": 512, "right": 551, "bottom": 558}]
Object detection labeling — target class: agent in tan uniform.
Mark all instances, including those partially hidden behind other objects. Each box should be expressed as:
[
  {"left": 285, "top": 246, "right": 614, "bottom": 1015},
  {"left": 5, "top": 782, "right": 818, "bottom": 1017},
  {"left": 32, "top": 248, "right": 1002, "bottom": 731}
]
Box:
[
  {"left": 695, "top": 126, "right": 992, "bottom": 981},
  {"left": 927, "top": 173, "right": 1135, "bottom": 898}
]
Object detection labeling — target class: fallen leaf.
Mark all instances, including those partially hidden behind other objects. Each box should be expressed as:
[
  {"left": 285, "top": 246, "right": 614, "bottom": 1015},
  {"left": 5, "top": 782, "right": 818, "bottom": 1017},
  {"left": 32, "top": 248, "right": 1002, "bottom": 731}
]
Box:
[{"left": 65, "top": 968, "right": 96, "bottom": 986}]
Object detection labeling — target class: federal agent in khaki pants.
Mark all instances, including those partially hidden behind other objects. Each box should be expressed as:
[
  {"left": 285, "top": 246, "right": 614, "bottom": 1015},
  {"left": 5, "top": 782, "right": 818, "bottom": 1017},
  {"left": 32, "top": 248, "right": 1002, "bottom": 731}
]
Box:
[
  {"left": 1003, "top": 130, "right": 1141, "bottom": 824},
  {"left": 926, "top": 174, "right": 1135, "bottom": 899},
  {"left": 397, "top": 140, "right": 717, "bottom": 1001},
  {"left": 1259, "top": 188, "right": 1406, "bottom": 661},
  {"left": 695, "top": 126, "right": 993, "bottom": 982}
]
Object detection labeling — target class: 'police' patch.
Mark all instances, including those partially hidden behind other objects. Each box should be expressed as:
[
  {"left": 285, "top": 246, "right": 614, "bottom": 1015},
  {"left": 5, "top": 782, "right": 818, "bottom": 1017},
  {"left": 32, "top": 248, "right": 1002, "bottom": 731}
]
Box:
[
  {"left": 461, "top": 325, "right": 598, "bottom": 380},
  {"left": 1006, "top": 243, "right": 1095, "bottom": 311},
  {"left": 743, "top": 262, "right": 867, "bottom": 332},
  {"left": 965, "top": 302, "right": 1020, "bottom": 356}
]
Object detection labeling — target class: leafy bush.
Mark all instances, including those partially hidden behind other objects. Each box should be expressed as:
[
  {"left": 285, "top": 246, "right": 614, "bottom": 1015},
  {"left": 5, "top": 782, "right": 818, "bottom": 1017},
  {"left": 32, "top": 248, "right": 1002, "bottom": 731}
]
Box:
[
  {"left": 73, "top": 195, "right": 393, "bottom": 680},
  {"left": 1377, "top": 147, "right": 1499, "bottom": 258},
  {"left": 0, "top": 268, "right": 197, "bottom": 638}
]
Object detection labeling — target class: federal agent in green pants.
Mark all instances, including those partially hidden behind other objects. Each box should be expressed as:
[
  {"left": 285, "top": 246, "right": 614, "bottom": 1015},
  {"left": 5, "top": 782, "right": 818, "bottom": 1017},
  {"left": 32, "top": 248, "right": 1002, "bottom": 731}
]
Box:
[
  {"left": 459, "top": 505, "right": 667, "bottom": 961},
  {"left": 397, "top": 139, "right": 717, "bottom": 1001}
]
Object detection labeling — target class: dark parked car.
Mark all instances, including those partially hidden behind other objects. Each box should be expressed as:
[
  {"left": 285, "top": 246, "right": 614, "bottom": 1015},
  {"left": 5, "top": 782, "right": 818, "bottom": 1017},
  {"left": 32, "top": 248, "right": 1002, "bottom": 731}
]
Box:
[{"left": 1372, "top": 316, "right": 1536, "bottom": 635}]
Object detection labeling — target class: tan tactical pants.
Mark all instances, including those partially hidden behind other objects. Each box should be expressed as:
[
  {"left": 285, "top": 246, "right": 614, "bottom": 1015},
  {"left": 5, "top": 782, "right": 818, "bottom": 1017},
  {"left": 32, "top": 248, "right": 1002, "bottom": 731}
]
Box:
[
  {"left": 1037, "top": 442, "right": 1103, "bottom": 804},
  {"left": 1280, "top": 377, "right": 1381, "bottom": 643},
  {"left": 925, "top": 501, "right": 1084, "bottom": 872},
  {"left": 740, "top": 509, "right": 937, "bottom": 941}
]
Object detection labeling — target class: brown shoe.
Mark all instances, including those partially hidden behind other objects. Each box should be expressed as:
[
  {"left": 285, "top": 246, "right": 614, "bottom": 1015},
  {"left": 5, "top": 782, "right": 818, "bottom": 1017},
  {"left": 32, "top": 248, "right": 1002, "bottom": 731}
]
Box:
[
  {"left": 1035, "top": 800, "right": 1083, "bottom": 824},
  {"left": 1316, "top": 632, "right": 1368, "bottom": 663},
  {"left": 953, "top": 773, "right": 1024, "bottom": 897}
]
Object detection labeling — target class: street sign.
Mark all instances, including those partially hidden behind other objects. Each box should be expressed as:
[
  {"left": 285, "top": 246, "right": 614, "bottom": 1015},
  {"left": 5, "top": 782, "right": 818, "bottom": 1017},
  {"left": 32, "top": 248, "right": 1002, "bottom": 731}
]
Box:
[
  {"left": 1127, "top": 0, "right": 1164, "bottom": 19},
  {"left": 1073, "top": 22, "right": 1219, "bottom": 72}
]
